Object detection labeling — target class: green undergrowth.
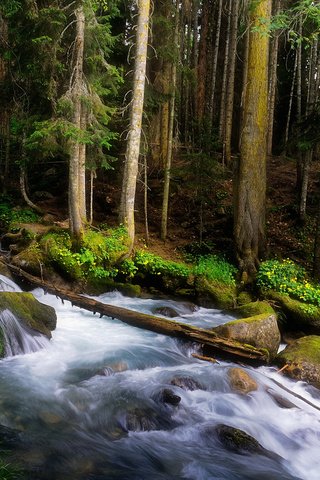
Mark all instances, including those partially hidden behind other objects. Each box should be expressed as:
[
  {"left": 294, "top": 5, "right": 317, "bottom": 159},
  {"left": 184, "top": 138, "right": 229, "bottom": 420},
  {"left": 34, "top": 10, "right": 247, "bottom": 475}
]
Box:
[
  {"left": 36, "top": 226, "right": 237, "bottom": 289},
  {"left": 257, "top": 259, "right": 320, "bottom": 307},
  {"left": 40, "top": 226, "right": 130, "bottom": 281},
  {"left": 0, "top": 458, "right": 24, "bottom": 480},
  {"left": 0, "top": 199, "right": 40, "bottom": 232}
]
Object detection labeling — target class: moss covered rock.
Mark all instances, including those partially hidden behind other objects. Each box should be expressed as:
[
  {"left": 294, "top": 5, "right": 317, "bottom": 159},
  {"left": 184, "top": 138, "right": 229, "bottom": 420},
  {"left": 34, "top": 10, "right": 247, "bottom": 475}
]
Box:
[
  {"left": 195, "top": 277, "right": 236, "bottom": 309},
  {"left": 232, "top": 300, "right": 275, "bottom": 318},
  {"left": 275, "top": 335, "right": 320, "bottom": 386},
  {"left": 0, "top": 292, "right": 56, "bottom": 339},
  {"left": 11, "top": 242, "right": 46, "bottom": 278},
  {"left": 264, "top": 290, "right": 320, "bottom": 334},
  {"left": 212, "top": 313, "right": 280, "bottom": 360}
]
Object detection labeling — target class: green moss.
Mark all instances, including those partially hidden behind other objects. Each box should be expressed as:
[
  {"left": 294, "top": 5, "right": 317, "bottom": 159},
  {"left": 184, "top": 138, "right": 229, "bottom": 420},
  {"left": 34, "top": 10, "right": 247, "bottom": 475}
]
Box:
[
  {"left": 232, "top": 301, "right": 275, "bottom": 318},
  {"left": 237, "top": 291, "right": 254, "bottom": 306},
  {"left": 0, "top": 292, "right": 56, "bottom": 338},
  {"left": 226, "top": 313, "right": 271, "bottom": 326},
  {"left": 277, "top": 336, "right": 320, "bottom": 364},
  {"left": 195, "top": 277, "right": 236, "bottom": 309},
  {"left": 264, "top": 290, "right": 320, "bottom": 332}
]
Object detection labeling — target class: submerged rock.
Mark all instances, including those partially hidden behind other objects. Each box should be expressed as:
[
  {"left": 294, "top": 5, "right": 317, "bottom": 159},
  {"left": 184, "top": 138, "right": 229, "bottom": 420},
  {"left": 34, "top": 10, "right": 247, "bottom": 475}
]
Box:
[
  {"left": 275, "top": 335, "right": 320, "bottom": 386},
  {"left": 152, "top": 306, "right": 179, "bottom": 318},
  {"left": 159, "top": 389, "right": 181, "bottom": 406},
  {"left": 212, "top": 313, "right": 280, "bottom": 360},
  {"left": 213, "top": 424, "right": 277, "bottom": 458},
  {"left": 228, "top": 367, "right": 258, "bottom": 394},
  {"left": 170, "top": 376, "right": 203, "bottom": 391},
  {"left": 123, "top": 407, "right": 177, "bottom": 432}
]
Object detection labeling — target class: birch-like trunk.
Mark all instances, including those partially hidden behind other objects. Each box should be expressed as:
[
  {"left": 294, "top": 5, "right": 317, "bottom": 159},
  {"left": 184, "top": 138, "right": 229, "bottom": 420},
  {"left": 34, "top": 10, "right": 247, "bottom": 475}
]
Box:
[
  {"left": 69, "top": 6, "right": 85, "bottom": 245},
  {"left": 119, "top": 0, "right": 150, "bottom": 250},
  {"left": 234, "top": 0, "right": 271, "bottom": 278},
  {"left": 284, "top": 50, "right": 297, "bottom": 149}
]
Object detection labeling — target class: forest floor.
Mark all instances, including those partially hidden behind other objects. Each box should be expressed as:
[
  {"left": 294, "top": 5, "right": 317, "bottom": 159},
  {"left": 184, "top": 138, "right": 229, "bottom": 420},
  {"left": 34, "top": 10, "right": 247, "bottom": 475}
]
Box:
[{"left": 33, "top": 154, "right": 319, "bottom": 271}]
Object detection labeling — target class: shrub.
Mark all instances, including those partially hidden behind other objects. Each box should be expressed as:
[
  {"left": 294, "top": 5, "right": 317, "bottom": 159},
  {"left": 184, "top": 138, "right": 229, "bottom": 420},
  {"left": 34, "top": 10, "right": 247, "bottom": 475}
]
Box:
[
  {"left": 193, "top": 255, "right": 236, "bottom": 286},
  {"left": 257, "top": 259, "right": 320, "bottom": 307},
  {"left": 134, "top": 251, "right": 191, "bottom": 278}
]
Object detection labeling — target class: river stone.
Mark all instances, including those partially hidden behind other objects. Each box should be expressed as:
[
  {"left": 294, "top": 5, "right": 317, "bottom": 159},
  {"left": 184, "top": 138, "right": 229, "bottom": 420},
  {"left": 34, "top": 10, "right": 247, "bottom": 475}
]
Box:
[
  {"left": 160, "top": 388, "right": 181, "bottom": 406},
  {"left": 212, "top": 313, "right": 280, "bottom": 361},
  {"left": 170, "top": 376, "right": 203, "bottom": 391},
  {"left": 228, "top": 367, "right": 258, "bottom": 394},
  {"left": 275, "top": 335, "right": 320, "bottom": 386},
  {"left": 152, "top": 306, "right": 179, "bottom": 318},
  {"left": 213, "top": 424, "right": 276, "bottom": 458},
  {"left": 0, "top": 291, "right": 57, "bottom": 340}
]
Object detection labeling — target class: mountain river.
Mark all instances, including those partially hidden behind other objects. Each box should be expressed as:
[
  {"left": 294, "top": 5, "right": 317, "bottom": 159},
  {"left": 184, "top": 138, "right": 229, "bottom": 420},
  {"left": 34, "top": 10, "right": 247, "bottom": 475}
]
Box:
[{"left": 0, "top": 275, "right": 319, "bottom": 479}]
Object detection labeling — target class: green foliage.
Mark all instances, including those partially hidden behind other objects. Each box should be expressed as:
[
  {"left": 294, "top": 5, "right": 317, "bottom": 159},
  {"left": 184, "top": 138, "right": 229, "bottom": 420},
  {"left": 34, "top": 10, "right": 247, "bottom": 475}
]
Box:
[
  {"left": 40, "top": 226, "right": 129, "bottom": 281},
  {"left": 257, "top": 259, "right": 320, "bottom": 307},
  {"left": 0, "top": 201, "right": 40, "bottom": 230},
  {"left": 193, "top": 255, "right": 236, "bottom": 286},
  {"left": 0, "top": 458, "right": 23, "bottom": 479},
  {"left": 134, "top": 251, "right": 191, "bottom": 279}
]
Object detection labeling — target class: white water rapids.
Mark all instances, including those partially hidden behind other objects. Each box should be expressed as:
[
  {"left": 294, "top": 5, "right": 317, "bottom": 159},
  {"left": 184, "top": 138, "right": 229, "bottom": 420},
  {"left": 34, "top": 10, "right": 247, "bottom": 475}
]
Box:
[{"left": 0, "top": 278, "right": 319, "bottom": 479}]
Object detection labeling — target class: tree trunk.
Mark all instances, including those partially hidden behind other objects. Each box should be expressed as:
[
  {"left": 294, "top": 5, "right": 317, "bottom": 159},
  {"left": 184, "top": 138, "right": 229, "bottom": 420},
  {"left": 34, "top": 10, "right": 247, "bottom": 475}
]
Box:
[
  {"left": 267, "top": 0, "right": 280, "bottom": 155},
  {"left": 161, "top": 2, "right": 179, "bottom": 241},
  {"left": 0, "top": 13, "right": 10, "bottom": 193},
  {"left": 234, "top": 0, "right": 271, "bottom": 279},
  {"left": 224, "top": 0, "right": 239, "bottom": 164},
  {"left": 298, "top": 39, "right": 318, "bottom": 222},
  {"left": 119, "top": 0, "right": 150, "bottom": 250},
  {"left": 284, "top": 50, "right": 297, "bottom": 149},
  {"left": 208, "top": 0, "right": 222, "bottom": 130},
  {"left": 78, "top": 107, "right": 87, "bottom": 222},
  {"left": 296, "top": 18, "right": 302, "bottom": 192},
  {"left": 69, "top": 6, "right": 86, "bottom": 245},
  {"left": 196, "top": 0, "right": 210, "bottom": 121},
  {"left": 219, "top": 0, "right": 232, "bottom": 144}
]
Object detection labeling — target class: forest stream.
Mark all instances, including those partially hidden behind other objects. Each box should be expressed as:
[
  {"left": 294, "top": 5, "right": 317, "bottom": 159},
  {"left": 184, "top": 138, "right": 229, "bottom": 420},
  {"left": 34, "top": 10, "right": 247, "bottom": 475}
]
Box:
[{"left": 0, "top": 276, "right": 320, "bottom": 480}]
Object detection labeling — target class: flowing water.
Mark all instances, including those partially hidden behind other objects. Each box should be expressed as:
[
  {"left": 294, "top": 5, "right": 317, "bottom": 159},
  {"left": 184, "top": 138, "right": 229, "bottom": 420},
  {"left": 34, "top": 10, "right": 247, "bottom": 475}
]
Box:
[{"left": 0, "top": 278, "right": 320, "bottom": 479}]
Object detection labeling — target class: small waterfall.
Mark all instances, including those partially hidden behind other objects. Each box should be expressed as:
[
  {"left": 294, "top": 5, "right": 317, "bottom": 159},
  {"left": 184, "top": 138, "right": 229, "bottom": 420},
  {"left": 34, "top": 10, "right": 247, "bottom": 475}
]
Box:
[
  {"left": 0, "top": 309, "right": 50, "bottom": 356},
  {"left": 0, "top": 274, "right": 22, "bottom": 292}
]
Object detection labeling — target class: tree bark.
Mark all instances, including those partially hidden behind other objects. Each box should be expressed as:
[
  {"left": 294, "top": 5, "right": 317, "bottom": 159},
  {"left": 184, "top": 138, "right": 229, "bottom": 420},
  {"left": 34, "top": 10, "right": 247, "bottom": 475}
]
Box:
[
  {"left": 208, "top": 0, "right": 222, "bottom": 130},
  {"left": 6, "top": 263, "right": 270, "bottom": 364},
  {"left": 0, "top": 13, "right": 10, "bottom": 193},
  {"left": 69, "top": 6, "right": 86, "bottom": 245},
  {"left": 267, "top": 0, "right": 280, "bottom": 155},
  {"left": 224, "top": 0, "right": 239, "bottom": 165},
  {"left": 119, "top": 0, "right": 150, "bottom": 251},
  {"left": 234, "top": 0, "right": 271, "bottom": 279},
  {"left": 219, "top": 0, "right": 232, "bottom": 144},
  {"left": 161, "top": 1, "right": 179, "bottom": 241}
]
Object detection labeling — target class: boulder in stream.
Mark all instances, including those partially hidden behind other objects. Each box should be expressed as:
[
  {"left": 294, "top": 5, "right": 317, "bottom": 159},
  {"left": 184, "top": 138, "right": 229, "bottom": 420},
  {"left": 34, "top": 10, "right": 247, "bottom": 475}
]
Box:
[
  {"left": 212, "top": 313, "right": 281, "bottom": 360},
  {"left": 263, "top": 290, "right": 320, "bottom": 334},
  {"left": 152, "top": 306, "right": 179, "bottom": 318},
  {"left": 0, "top": 292, "right": 56, "bottom": 340},
  {"left": 212, "top": 424, "right": 278, "bottom": 460},
  {"left": 228, "top": 367, "right": 258, "bottom": 394},
  {"left": 275, "top": 335, "right": 320, "bottom": 386}
]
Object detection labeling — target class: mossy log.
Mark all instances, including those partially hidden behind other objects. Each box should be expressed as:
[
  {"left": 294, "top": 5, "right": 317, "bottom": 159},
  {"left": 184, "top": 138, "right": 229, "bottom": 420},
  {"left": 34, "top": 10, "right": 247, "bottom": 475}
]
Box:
[{"left": 7, "top": 264, "right": 269, "bottom": 363}]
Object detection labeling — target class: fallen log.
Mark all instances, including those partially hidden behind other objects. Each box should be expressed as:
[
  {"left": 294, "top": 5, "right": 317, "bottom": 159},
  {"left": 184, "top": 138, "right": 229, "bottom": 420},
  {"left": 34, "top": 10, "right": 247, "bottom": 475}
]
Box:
[{"left": 5, "top": 263, "right": 269, "bottom": 363}]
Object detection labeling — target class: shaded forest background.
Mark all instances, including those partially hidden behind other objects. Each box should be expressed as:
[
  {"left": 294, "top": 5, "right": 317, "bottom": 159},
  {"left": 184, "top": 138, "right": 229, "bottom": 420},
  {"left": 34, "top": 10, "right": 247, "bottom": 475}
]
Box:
[{"left": 0, "top": 0, "right": 319, "bottom": 276}]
